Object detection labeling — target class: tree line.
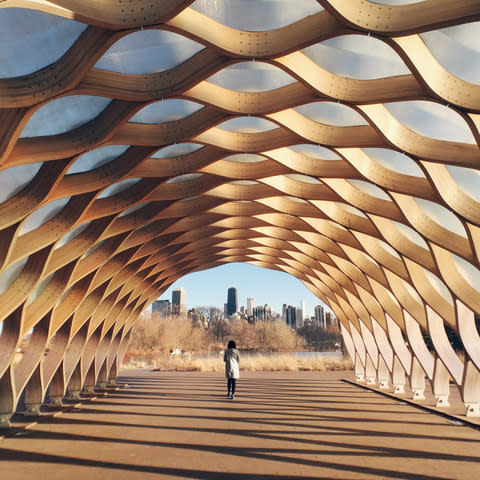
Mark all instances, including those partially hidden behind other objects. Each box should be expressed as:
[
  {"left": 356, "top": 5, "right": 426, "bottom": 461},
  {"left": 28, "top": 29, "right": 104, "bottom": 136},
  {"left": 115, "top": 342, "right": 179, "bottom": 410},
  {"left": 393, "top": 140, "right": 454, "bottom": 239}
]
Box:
[{"left": 126, "top": 306, "right": 341, "bottom": 362}]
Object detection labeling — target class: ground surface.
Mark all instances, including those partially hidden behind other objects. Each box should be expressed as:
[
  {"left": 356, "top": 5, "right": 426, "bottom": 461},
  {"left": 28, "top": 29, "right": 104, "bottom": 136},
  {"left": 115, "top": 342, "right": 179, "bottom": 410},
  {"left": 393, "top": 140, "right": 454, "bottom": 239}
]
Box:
[{"left": 0, "top": 370, "right": 479, "bottom": 479}]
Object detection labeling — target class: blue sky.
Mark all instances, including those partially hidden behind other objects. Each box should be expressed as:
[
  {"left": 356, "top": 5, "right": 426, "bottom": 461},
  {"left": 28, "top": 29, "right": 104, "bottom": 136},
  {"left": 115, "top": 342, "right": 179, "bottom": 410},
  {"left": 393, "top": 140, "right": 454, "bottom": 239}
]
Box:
[{"left": 155, "top": 262, "right": 328, "bottom": 318}]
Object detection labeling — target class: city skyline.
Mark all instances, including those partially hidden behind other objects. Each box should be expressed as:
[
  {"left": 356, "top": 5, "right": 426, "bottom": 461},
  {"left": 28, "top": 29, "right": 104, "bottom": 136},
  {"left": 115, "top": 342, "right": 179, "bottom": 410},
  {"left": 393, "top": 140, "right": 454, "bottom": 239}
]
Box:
[{"left": 155, "top": 263, "right": 329, "bottom": 319}]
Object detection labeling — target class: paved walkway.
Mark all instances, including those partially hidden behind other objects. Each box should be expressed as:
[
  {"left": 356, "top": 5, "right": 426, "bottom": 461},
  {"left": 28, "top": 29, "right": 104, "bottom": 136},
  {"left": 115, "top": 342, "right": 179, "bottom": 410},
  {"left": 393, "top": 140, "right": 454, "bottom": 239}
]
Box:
[{"left": 1, "top": 370, "right": 479, "bottom": 479}]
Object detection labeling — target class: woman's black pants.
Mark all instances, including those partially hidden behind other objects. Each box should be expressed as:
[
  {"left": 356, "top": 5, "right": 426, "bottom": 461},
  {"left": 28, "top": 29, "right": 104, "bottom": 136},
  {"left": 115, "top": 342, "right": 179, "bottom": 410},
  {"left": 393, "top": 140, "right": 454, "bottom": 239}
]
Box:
[{"left": 227, "top": 378, "right": 236, "bottom": 395}]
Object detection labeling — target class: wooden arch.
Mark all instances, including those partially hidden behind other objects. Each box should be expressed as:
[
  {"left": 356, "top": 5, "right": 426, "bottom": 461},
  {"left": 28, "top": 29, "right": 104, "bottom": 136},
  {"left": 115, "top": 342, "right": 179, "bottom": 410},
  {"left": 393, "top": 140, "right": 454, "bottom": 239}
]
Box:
[{"left": 1, "top": 0, "right": 480, "bottom": 425}]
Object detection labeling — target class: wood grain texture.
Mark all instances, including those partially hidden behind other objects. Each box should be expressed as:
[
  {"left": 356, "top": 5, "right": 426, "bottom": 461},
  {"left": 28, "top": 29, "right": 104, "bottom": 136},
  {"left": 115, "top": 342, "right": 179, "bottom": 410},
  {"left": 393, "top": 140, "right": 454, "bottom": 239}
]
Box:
[{"left": 0, "top": 1, "right": 480, "bottom": 423}]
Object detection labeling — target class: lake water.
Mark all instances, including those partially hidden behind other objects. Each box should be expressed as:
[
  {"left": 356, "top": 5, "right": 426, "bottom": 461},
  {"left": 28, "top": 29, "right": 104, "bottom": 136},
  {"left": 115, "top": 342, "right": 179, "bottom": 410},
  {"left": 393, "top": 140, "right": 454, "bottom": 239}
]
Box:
[
  {"left": 193, "top": 350, "right": 343, "bottom": 360},
  {"left": 232, "top": 350, "right": 342, "bottom": 358},
  {"left": 295, "top": 351, "right": 342, "bottom": 358}
]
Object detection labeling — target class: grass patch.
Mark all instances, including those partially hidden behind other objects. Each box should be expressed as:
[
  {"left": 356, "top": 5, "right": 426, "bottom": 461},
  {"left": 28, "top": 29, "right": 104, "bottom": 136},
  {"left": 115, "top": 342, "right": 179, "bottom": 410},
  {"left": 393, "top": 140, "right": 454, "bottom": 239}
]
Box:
[{"left": 127, "top": 352, "right": 352, "bottom": 372}]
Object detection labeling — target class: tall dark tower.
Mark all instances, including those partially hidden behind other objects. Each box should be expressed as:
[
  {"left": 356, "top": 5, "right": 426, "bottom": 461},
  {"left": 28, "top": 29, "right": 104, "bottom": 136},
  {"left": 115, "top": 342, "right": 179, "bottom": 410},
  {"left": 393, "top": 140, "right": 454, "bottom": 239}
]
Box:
[
  {"left": 227, "top": 287, "right": 238, "bottom": 316},
  {"left": 171, "top": 288, "right": 185, "bottom": 315}
]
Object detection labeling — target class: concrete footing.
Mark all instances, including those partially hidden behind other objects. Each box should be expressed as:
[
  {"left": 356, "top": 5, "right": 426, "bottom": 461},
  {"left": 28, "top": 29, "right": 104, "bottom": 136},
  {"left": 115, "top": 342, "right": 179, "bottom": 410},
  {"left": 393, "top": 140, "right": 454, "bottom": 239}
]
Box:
[
  {"left": 435, "top": 394, "right": 450, "bottom": 407},
  {"left": 412, "top": 389, "right": 425, "bottom": 400},
  {"left": 465, "top": 403, "right": 480, "bottom": 417},
  {"left": 66, "top": 390, "right": 81, "bottom": 401},
  {"left": 0, "top": 414, "right": 11, "bottom": 429},
  {"left": 48, "top": 396, "right": 63, "bottom": 408},
  {"left": 393, "top": 384, "right": 405, "bottom": 394},
  {"left": 24, "top": 404, "right": 42, "bottom": 417}
]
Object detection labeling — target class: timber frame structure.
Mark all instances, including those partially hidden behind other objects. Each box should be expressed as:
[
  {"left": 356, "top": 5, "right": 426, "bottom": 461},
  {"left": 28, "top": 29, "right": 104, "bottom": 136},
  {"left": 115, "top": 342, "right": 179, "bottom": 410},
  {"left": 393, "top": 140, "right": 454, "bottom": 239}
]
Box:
[{"left": 1, "top": 0, "right": 480, "bottom": 427}]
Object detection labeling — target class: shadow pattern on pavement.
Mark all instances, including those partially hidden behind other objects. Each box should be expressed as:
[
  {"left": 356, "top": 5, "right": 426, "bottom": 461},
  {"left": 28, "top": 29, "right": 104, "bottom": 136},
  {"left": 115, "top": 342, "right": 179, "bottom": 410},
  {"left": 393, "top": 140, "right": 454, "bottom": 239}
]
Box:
[{"left": 1, "top": 370, "right": 479, "bottom": 480}]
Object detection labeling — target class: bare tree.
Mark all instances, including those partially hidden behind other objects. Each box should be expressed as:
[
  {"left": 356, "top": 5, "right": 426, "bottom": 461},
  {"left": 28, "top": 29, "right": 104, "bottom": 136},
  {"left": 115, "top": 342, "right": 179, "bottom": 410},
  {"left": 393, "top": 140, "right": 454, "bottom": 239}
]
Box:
[{"left": 196, "top": 306, "right": 223, "bottom": 323}]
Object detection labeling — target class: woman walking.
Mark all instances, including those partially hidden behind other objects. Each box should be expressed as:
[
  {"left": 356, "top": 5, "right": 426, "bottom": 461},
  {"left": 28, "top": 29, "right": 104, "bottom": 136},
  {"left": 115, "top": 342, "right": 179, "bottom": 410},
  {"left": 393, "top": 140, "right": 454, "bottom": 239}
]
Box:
[{"left": 224, "top": 340, "right": 240, "bottom": 399}]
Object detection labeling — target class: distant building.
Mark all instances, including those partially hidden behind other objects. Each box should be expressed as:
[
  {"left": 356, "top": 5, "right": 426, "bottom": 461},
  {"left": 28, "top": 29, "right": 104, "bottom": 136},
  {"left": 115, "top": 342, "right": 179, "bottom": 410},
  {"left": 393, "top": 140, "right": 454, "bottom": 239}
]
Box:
[
  {"left": 325, "top": 311, "right": 338, "bottom": 329},
  {"left": 304, "top": 317, "right": 313, "bottom": 327},
  {"left": 285, "top": 305, "right": 297, "bottom": 329},
  {"left": 314, "top": 305, "right": 325, "bottom": 328},
  {"left": 300, "top": 300, "right": 306, "bottom": 327},
  {"left": 281, "top": 304, "right": 287, "bottom": 322},
  {"left": 188, "top": 308, "right": 205, "bottom": 325},
  {"left": 247, "top": 297, "right": 255, "bottom": 317},
  {"left": 227, "top": 287, "right": 238, "bottom": 316},
  {"left": 253, "top": 304, "right": 272, "bottom": 322},
  {"left": 172, "top": 288, "right": 186, "bottom": 315},
  {"left": 330, "top": 313, "right": 339, "bottom": 329},
  {"left": 152, "top": 299, "right": 171, "bottom": 319},
  {"left": 271, "top": 312, "right": 282, "bottom": 322},
  {"left": 296, "top": 305, "right": 304, "bottom": 329}
]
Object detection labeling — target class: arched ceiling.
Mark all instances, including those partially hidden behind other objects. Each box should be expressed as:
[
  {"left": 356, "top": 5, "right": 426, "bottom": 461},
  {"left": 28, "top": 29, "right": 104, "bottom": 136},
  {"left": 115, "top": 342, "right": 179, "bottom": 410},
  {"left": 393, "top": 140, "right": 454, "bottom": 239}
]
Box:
[{"left": 1, "top": 0, "right": 480, "bottom": 349}]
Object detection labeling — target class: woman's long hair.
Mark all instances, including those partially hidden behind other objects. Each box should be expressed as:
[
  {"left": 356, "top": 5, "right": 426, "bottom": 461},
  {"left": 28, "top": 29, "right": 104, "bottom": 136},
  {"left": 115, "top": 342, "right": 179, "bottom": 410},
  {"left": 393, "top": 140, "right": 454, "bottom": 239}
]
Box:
[{"left": 227, "top": 340, "right": 236, "bottom": 349}]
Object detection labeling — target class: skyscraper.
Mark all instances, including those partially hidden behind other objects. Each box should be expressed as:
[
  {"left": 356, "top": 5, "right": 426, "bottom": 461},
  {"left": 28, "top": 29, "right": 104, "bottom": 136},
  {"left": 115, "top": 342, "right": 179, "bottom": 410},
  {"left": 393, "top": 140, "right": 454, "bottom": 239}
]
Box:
[
  {"left": 314, "top": 304, "right": 325, "bottom": 328},
  {"left": 227, "top": 287, "right": 238, "bottom": 316},
  {"left": 297, "top": 300, "right": 306, "bottom": 328},
  {"left": 172, "top": 288, "right": 186, "bottom": 315},
  {"left": 296, "top": 306, "right": 304, "bottom": 329},
  {"left": 325, "top": 311, "right": 333, "bottom": 328},
  {"left": 285, "top": 305, "right": 297, "bottom": 329},
  {"left": 247, "top": 297, "right": 254, "bottom": 317},
  {"left": 152, "top": 299, "right": 171, "bottom": 319},
  {"left": 253, "top": 304, "right": 272, "bottom": 322}
]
